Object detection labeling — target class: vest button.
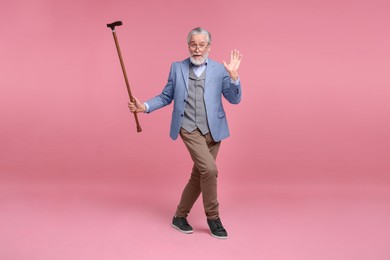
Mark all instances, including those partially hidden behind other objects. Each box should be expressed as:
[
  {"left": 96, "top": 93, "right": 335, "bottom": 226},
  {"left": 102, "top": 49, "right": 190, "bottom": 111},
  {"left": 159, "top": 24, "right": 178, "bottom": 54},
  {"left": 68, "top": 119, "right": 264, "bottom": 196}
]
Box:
[{"left": 181, "top": 114, "right": 183, "bottom": 117}]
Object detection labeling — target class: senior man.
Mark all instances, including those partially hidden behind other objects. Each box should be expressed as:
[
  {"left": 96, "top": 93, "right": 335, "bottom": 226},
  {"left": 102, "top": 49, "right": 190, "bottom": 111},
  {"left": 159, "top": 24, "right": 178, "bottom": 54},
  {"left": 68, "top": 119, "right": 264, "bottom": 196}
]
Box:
[{"left": 128, "top": 27, "right": 242, "bottom": 239}]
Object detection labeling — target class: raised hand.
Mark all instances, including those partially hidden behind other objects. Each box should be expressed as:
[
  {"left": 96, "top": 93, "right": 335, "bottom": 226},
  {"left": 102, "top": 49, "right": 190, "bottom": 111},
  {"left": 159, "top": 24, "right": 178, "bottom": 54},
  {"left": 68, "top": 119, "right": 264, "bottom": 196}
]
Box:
[{"left": 223, "top": 49, "right": 242, "bottom": 81}]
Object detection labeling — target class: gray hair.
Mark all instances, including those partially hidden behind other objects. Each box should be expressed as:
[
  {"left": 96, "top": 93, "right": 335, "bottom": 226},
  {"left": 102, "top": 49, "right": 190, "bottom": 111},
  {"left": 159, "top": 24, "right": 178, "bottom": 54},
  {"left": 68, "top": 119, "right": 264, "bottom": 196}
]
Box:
[{"left": 187, "top": 27, "right": 212, "bottom": 44}]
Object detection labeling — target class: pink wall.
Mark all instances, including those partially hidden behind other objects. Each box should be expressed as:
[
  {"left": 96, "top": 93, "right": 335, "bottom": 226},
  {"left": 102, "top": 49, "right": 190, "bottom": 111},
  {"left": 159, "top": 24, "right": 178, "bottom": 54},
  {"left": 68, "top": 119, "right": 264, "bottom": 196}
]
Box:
[{"left": 1, "top": 0, "right": 389, "bottom": 183}]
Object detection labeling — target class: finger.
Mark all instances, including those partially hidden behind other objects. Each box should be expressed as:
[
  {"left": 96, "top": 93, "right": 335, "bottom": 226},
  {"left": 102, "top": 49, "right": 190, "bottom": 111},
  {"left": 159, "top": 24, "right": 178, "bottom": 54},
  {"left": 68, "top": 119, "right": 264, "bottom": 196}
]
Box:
[
  {"left": 223, "top": 60, "right": 228, "bottom": 68},
  {"left": 237, "top": 50, "right": 242, "bottom": 61},
  {"left": 233, "top": 51, "right": 242, "bottom": 67},
  {"left": 130, "top": 97, "right": 138, "bottom": 107},
  {"left": 234, "top": 49, "right": 241, "bottom": 60}
]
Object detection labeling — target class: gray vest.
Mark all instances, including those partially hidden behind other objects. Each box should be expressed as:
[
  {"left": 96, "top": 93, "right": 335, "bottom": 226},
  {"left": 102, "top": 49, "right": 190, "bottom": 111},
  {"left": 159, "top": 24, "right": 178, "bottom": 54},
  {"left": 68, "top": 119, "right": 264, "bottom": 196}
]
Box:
[{"left": 181, "top": 66, "right": 210, "bottom": 135}]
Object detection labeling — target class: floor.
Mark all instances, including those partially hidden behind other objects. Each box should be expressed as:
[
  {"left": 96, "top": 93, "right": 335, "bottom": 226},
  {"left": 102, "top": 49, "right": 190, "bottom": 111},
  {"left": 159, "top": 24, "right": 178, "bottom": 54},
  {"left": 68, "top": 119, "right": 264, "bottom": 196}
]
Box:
[{"left": 1, "top": 176, "right": 389, "bottom": 260}]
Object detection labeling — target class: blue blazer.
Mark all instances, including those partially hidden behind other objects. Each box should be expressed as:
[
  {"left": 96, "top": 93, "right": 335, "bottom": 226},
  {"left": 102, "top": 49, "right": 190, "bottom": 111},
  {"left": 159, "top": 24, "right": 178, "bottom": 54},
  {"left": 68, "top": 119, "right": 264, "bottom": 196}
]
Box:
[{"left": 146, "top": 58, "right": 242, "bottom": 142}]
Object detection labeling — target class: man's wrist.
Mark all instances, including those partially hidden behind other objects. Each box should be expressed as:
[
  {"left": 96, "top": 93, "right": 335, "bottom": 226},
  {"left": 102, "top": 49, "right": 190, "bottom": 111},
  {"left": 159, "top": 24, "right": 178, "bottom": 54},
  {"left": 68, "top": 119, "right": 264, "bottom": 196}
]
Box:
[{"left": 229, "top": 72, "right": 239, "bottom": 82}]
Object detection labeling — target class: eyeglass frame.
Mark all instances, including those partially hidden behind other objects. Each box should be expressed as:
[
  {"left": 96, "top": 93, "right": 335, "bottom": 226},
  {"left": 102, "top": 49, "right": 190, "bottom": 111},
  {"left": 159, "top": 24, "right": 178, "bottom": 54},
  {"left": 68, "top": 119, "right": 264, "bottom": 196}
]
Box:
[{"left": 188, "top": 42, "right": 210, "bottom": 51}]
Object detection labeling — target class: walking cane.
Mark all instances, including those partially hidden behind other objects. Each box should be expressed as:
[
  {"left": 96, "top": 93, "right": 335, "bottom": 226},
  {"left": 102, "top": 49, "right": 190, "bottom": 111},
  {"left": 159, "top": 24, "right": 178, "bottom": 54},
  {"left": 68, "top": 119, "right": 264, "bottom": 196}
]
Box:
[{"left": 107, "top": 21, "right": 142, "bottom": 133}]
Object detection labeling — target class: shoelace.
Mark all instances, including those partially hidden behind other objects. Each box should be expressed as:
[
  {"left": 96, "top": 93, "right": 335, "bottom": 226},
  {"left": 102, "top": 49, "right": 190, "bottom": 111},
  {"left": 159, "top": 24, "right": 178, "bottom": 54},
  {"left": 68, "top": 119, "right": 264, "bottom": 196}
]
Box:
[
  {"left": 179, "top": 218, "right": 190, "bottom": 227},
  {"left": 211, "top": 220, "right": 225, "bottom": 231}
]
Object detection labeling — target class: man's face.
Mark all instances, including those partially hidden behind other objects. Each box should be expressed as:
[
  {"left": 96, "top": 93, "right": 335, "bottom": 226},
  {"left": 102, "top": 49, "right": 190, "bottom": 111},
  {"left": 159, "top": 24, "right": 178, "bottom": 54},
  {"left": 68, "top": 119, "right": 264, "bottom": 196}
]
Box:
[{"left": 188, "top": 34, "right": 211, "bottom": 65}]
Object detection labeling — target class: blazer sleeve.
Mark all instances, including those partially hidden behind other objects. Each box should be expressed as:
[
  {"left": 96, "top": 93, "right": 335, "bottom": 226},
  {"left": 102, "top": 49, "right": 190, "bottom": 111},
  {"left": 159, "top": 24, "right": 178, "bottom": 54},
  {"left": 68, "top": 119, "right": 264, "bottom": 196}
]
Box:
[{"left": 221, "top": 69, "right": 242, "bottom": 104}]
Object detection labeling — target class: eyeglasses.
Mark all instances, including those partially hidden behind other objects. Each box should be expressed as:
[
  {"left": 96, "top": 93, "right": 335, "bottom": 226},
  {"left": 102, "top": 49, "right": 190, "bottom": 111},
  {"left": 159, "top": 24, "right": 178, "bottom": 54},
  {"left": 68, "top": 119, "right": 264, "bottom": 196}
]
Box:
[{"left": 188, "top": 42, "right": 209, "bottom": 51}]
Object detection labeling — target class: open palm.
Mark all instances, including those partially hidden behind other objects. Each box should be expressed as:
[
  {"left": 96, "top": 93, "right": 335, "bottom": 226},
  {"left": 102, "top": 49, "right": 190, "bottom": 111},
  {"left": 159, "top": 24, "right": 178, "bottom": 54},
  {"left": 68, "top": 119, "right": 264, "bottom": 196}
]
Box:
[{"left": 223, "top": 49, "right": 242, "bottom": 81}]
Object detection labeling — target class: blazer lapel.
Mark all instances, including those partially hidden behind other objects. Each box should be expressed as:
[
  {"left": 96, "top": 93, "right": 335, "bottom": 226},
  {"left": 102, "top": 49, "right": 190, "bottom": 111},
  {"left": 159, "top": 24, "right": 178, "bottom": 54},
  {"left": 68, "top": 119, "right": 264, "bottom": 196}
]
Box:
[
  {"left": 205, "top": 59, "right": 215, "bottom": 90},
  {"left": 181, "top": 59, "right": 190, "bottom": 91}
]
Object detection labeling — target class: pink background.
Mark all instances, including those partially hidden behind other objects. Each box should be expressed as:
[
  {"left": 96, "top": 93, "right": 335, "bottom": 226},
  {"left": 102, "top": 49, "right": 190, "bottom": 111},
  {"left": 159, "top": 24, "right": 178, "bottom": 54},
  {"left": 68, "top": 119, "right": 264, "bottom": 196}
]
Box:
[{"left": 1, "top": 0, "right": 389, "bottom": 259}]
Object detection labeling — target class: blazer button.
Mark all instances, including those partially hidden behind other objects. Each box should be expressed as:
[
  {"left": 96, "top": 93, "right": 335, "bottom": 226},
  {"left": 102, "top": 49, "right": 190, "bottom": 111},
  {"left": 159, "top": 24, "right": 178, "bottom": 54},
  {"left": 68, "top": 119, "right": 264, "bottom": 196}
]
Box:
[{"left": 181, "top": 114, "right": 183, "bottom": 117}]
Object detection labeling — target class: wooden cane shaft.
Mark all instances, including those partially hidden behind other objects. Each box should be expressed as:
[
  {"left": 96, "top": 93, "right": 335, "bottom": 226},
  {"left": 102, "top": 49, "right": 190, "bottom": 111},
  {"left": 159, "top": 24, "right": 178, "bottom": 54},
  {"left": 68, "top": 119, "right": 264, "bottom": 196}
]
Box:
[{"left": 111, "top": 31, "right": 142, "bottom": 132}]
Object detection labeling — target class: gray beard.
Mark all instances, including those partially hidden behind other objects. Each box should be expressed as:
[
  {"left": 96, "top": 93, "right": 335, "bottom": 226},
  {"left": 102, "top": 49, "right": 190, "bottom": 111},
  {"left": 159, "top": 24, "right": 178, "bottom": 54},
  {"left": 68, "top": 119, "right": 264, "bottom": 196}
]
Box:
[{"left": 189, "top": 52, "right": 209, "bottom": 65}]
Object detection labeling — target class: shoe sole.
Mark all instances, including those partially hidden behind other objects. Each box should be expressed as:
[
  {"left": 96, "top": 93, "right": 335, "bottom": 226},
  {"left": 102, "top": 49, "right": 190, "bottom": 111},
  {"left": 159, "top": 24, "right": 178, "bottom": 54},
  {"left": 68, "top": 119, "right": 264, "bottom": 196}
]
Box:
[
  {"left": 210, "top": 232, "right": 228, "bottom": 239},
  {"left": 171, "top": 224, "right": 193, "bottom": 234}
]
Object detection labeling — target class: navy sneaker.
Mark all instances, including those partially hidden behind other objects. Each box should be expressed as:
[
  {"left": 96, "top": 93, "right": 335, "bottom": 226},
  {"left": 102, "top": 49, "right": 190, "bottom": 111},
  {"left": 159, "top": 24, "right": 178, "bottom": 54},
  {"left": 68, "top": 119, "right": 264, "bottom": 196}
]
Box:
[
  {"left": 172, "top": 216, "right": 193, "bottom": 234},
  {"left": 207, "top": 218, "right": 228, "bottom": 239}
]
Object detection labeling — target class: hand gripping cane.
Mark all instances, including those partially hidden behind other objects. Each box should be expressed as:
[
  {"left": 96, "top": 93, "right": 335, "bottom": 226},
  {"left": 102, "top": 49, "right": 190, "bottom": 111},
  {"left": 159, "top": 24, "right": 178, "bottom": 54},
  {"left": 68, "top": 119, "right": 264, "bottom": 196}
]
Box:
[{"left": 107, "top": 21, "right": 142, "bottom": 133}]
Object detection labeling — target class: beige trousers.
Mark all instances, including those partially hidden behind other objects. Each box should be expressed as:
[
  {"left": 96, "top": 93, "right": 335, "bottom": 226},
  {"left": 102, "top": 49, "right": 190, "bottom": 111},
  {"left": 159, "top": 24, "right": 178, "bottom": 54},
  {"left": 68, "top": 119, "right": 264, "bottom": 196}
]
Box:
[{"left": 175, "top": 128, "right": 221, "bottom": 220}]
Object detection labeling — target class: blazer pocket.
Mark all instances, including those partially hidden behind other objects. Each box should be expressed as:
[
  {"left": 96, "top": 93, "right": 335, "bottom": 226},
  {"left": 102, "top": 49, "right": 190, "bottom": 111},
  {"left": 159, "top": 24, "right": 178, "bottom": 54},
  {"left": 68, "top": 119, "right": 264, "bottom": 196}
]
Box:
[{"left": 218, "top": 111, "right": 226, "bottom": 119}]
